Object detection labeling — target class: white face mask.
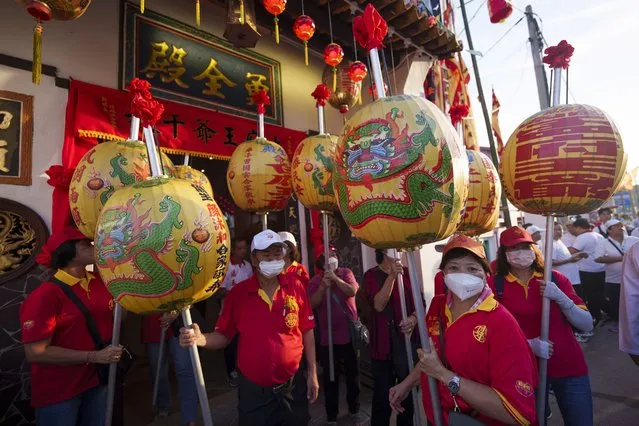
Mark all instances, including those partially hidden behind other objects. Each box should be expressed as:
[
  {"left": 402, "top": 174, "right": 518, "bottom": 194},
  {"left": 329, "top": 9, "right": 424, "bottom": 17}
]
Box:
[
  {"left": 506, "top": 249, "right": 536, "bottom": 268},
  {"left": 328, "top": 257, "right": 339, "bottom": 271},
  {"left": 444, "top": 273, "right": 485, "bottom": 301},
  {"left": 259, "top": 259, "right": 285, "bottom": 278}
]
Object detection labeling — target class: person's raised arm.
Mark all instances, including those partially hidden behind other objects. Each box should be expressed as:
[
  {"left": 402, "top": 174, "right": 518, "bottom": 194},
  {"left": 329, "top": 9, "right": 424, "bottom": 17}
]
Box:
[{"left": 374, "top": 261, "right": 403, "bottom": 312}]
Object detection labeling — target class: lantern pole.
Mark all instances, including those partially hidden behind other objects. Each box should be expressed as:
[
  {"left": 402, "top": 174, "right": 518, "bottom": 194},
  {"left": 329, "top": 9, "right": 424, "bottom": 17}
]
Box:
[
  {"left": 323, "top": 211, "right": 335, "bottom": 382},
  {"left": 407, "top": 249, "right": 443, "bottom": 426},
  {"left": 183, "top": 154, "right": 190, "bottom": 166},
  {"left": 130, "top": 116, "right": 140, "bottom": 141},
  {"left": 152, "top": 322, "right": 169, "bottom": 409},
  {"left": 459, "top": 0, "right": 512, "bottom": 228},
  {"left": 318, "top": 104, "right": 325, "bottom": 135},
  {"left": 105, "top": 303, "right": 123, "bottom": 426},
  {"left": 182, "top": 308, "right": 214, "bottom": 426},
  {"left": 261, "top": 213, "right": 268, "bottom": 231},
  {"left": 388, "top": 249, "right": 421, "bottom": 426}
]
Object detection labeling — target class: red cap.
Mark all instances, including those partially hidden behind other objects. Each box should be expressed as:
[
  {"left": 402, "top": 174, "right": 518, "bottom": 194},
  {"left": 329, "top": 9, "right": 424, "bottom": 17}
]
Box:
[
  {"left": 500, "top": 226, "right": 534, "bottom": 248},
  {"left": 442, "top": 234, "right": 486, "bottom": 260},
  {"left": 36, "top": 227, "right": 89, "bottom": 267}
]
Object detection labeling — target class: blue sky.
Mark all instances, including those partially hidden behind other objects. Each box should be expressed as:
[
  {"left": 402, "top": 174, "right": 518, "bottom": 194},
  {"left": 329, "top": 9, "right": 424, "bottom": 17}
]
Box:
[{"left": 458, "top": 0, "right": 638, "bottom": 169}]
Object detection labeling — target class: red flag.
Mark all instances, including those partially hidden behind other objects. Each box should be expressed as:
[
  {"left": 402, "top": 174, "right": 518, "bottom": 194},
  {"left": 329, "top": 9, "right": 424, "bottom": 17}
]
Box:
[{"left": 492, "top": 89, "right": 504, "bottom": 157}]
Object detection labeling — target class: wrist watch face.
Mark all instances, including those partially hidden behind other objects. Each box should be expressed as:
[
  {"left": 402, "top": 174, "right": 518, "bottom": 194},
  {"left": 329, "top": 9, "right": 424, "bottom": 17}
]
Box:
[{"left": 448, "top": 376, "right": 460, "bottom": 394}]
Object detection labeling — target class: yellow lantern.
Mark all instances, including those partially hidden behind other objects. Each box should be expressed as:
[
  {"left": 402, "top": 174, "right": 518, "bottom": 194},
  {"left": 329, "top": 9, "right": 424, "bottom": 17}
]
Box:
[
  {"left": 291, "top": 134, "right": 339, "bottom": 211},
  {"left": 457, "top": 150, "right": 501, "bottom": 236},
  {"left": 173, "top": 165, "right": 214, "bottom": 198},
  {"left": 95, "top": 177, "right": 230, "bottom": 314},
  {"left": 333, "top": 95, "right": 469, "bottom": 249},
  {"left": 69, "top": 140, "right": 175, "bottom": 238},
  {"left": 226, "top": 138, "right": 292, "bottom": 212},
  {"left": 500, "top": 104, "right": 626, "bottom": 216}
]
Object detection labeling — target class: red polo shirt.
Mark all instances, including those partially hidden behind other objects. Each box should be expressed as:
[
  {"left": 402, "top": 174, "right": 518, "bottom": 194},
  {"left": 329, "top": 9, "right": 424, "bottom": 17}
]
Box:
[
  {"left": 283, "top": 261, "right": 310, "bottom": 288},
  {"left": 422, "top": 293, "right": 538, "bottom": 426},
  {"left": 215, "top": 274, "right": 315, "bottom": 386},
  {"left": 435, "top": 271, "right": 446, "bottom": 295},
  {"left": 487, "top": 271, "right": 588, "bottom": 378},
  {"left": 20, "top": 270, "right": 114, "bottom": 407}
]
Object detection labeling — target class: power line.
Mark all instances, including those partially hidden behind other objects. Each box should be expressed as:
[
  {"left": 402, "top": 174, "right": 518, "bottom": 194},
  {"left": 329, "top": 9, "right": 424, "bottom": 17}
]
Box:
[
  {"left": 481, "top": 16, "right": 525, "bottom": 59},
  {"left": 457, "top": 0, "right": 488, "bottom": 37}
]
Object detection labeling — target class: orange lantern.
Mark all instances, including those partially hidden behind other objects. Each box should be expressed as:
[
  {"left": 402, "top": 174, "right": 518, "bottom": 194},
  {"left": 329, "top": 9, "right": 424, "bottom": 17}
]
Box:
[
  {"left": 263, "top": 0, "right": 287, "bottom": 44},
  {"left": 293, "top": 15, "right": 315, "bottom": 66},
  {"left": 348, "top": 61, "right": 367, "bottom": 105},
  {"left": 322, "top": 63, "right": 361, "bottom": 114},
  {"left": 457, "top": 150, "right": 501, "bottom": 236},
  {"left": 500, "top": 104, "right": 626, "bottom": 216},
  {"left": 488, "top": 0, "right": 513, "bottom": 24},
  {"left": 324, "top": 43, "right": 344, "bottom": 91}
]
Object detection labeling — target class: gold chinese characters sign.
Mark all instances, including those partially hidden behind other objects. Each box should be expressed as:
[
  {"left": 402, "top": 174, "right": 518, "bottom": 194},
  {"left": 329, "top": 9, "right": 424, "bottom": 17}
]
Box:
[
  {"left": 121, "top": 2, "right": 283, "bottom": 125},
  {"left": 0, "top": 91, "right": 33, "bottom": 186}
]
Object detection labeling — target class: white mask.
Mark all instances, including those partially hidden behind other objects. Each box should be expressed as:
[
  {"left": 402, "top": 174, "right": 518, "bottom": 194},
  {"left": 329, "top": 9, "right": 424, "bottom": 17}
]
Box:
[
  {"left": 444, "top": 273, "right": 485, "bottom": 301},
  {"left": 259, "top": 259, "right": 285, "bottom": 278},
  {"left": 506, "top": 249, "right": 536, "bottom": 268},
  {"left": 328, "top": 257, "right": 339, "bottom": 271}
]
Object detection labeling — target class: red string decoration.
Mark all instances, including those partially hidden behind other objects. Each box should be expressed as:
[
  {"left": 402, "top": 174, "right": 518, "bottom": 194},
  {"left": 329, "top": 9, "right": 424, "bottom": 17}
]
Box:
[
  {"left": 311, "top": 84, "right": 331, "bottom": 107},
  {"left": 543, "top": 40, "right": 574, "bottom": 69},
  {"left": 449, "top": 104, "right": 470, "bottom": 126},
  {"left": 132, "top": 96, "right": 165, "bottom": 127},
  {"left": 45, "top": 165, "right": 75, "bottom": 189},
  {"left": 252, "top": 90, "right": 271, "bottom": 114},
  {"left": 127, "top": 78, "right": 152, "bottom": 98},
  {"left": 353, "top": 4, "right": 388, "bottom": 51}
]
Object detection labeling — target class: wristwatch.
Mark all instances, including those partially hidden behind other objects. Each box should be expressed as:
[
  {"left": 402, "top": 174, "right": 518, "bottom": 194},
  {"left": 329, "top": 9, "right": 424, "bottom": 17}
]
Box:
[{"left": 447, "top": 375, "right": 461, "bottom": 395}]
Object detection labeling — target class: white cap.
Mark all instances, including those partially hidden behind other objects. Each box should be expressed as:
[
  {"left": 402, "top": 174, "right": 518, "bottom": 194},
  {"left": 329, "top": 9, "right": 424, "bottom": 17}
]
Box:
[
  {"left": 278, "top": 231, "right": 297, "bottom": 247},
  {"left": 604, "top": 219, "right": 622, "bottom": 232},
  {"left": 251, "top": 230, "right": 286, "bottom": 252},
  {"left": 526, "top": 225, "right": 543, "bottom": 235}
]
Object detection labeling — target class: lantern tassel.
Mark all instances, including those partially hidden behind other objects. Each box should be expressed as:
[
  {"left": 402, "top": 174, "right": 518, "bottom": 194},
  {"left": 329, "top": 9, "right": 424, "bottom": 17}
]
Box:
[
  {"left": 332, "top": 68, "right": 337, "bottom": 92},
  {"left": 274, "top": 18, "right": 280, "bottom": 44},
  {"left": 196, "top": 0, "right": 200, "bottom": 27},
  {"left": 304, "top": 41, "right": 309, "bottom": 66},
  {"left": 140, "top": 0, "right": 145, "bottom": 13},
  {"left": 358, "top": 91, "right": 362, "bottom": 105},
  {"left": 32, "top": 21, "right": 43, "bottom": 85},
  {"left": 240, "top": 0, "right": 245, "bottom": 24}
]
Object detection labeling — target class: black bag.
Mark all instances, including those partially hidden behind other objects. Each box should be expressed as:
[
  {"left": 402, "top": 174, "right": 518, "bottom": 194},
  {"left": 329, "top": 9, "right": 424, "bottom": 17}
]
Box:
[
  {"left": 330, "top": 291, "right": 369, "bottom": 350},
  {"left": 493, "top": 272, "right": 558, "bottom": 301},
  {"left": 51, "top": 278, "right": 134, "bottom": 385}
]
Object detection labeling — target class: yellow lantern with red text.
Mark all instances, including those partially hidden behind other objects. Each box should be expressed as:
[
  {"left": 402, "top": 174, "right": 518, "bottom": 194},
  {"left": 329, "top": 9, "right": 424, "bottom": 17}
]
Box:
[
  {"left": 500, "top": 104, "right": 626, "bottom": 216},
  {"left": 291, "top": 134, "right": 339, "bottom": 211},
  {"left": 457, "top": 150, "right": 501, "bottom": 236},
  {"left": 95, "top": 177, "right": 230, "bottom": 314},
  {"left": 226, "top": 138, "right": 292, "bottom": 212},
  {"left": 173, "top": 165, "right": 214, "bottom": 198},
  {"left": 69, "top": 140, "right": 175, "bottom": 238}
]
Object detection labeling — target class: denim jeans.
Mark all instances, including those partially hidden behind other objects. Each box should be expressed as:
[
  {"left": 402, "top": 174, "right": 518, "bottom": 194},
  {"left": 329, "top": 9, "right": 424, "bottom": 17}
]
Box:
[
  {"left": 35, "top": 385, "right": 107, "bottom": 426},
  {"left": 147, "top": 337, "right": 198, "bottom": 424},
  {"left": 546, "top": 375, "right": 593, "bottom": 426}
]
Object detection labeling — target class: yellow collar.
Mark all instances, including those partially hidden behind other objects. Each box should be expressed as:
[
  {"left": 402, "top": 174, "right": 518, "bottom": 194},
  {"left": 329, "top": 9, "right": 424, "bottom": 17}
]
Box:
[
  {"left": 444, "top": 293, "right": 498, "bottom": 325},
  {"left": 505, "top": 270, "right": 542, "bottom": 299},
  {"left": 54, "top": 269, "right": 95, "bottom": 292}
]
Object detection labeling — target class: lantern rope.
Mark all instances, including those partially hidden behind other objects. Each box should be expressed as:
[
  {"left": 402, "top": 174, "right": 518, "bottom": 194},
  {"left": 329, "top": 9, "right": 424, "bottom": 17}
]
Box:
[
  {"left": 390, "top": 39, "right": 397, "bottom": 95},
  {"left": 381, "top": 47, "right": 393, "bottom": 96},
  {"left": 301, "top": 0, "right": 305, "bottom": 16},
  {"left": 327, "top": 0, "right": 334, "bottom": 43}
]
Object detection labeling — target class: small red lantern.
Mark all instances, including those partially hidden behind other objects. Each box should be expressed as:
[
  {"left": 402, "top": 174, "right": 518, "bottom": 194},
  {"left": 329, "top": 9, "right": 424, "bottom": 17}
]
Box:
[
  {"left": 324, "top": 43, "right": 344, "bottom": 91},
  {"left": 293, "top": 15, "right": 315, "bottom": 66},
  {"left": 348, "top": 61, "right": 368, "bottom": 104},
  {"left": 263, "top": 0, "right": 287, "bottom": 44},
  {"left": 488, "top": 0, "right": 513, "bottom": 24}
]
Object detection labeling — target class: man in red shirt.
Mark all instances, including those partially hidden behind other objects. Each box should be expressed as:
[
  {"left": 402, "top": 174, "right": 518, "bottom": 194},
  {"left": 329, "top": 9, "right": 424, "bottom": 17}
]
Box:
[{"left": 180, "top": 229, "right": 318, "bottom": 425}]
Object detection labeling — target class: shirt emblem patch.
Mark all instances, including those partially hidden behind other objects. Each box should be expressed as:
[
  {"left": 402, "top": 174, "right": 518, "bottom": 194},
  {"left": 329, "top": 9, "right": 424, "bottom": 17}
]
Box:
[
  {"left": 515, "top": 380, "right": 534, "bottom": 398},
  {"left": 23, "top": 320, "right": 34, "bottom": 330},
  {"left": 472, "top": 325, "right": 487, "bottom": 343},
  {"left": 284, "top": 295, "right": 299, "bottom": 312},
  {"left": 285, "top": 312, "right": 299, "bottom": 328}
]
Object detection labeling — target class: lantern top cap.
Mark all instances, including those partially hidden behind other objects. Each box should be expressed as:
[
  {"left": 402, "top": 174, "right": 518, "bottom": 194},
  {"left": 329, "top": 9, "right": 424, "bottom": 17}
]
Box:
[
  {"left": 500, "top": 226, "right": 535, "bottom": 247},
  {"left": 251, "top": 229, "right": 286, "bottom": 252}
]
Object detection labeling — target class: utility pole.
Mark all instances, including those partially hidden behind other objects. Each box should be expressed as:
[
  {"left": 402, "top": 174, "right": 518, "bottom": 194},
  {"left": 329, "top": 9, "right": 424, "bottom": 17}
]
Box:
[
  {"left": 525, "top": 5, "right": 550, "bottom": 110},
  {"left": 459, "top": 0, "right": 512, "bottom": 227}
]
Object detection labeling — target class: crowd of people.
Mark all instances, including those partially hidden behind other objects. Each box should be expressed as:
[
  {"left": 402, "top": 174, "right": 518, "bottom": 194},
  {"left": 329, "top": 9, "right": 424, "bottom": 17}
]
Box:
[{"left": 18, "top": 206, "right": 639, "bottom": 426}]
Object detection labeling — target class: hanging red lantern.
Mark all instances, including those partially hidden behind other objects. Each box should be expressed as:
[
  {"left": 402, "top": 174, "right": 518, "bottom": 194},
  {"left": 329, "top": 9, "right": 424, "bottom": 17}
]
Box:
[
  {"left": 348, "top": 61, "right": 367, "bottom": 105},
  {"left": 324, "top": 43, "right": 344, "bottom": 91},
  {"left": 263, "top": 0, "right": 287, "bottom": 44},
  {"left": 488, "top": 0, "right": 513, "bottom": 24},
  {"left": 293, "top": 15, "right": 315, "bottom": 66}
]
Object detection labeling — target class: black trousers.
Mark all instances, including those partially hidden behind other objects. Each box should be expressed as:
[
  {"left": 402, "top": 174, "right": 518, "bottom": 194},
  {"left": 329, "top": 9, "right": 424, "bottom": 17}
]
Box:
[
  {"left": 573, "top": 284, "right": 586, "bottom": 301},
  {"left": 237, "top": 370, "right": 309, "bottom": 426},
  {"left": 371, "top": 359, "right": 413, "bottom": 426},
  {"left": 605, "top": 282, "right": 621, "bottom": 321},
  {"left": 579, "top": 271, "right": 606, "bottom": 321},
  {"left": 224, "top": 335, "right": 239, "bottom": 377},
  {"left": 319, "top": 343, "right": 361, "bottom": 421}
]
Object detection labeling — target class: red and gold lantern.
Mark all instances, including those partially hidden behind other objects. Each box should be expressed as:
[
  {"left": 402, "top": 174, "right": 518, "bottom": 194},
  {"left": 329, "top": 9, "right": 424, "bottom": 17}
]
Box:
[
  {"left": 293, "top": 15, "right": 315, "bottom": 66},
  {"left": 263, "top": 0, "right": 287, "bottom": 44},
  {"left": 348, "top": 61, "right": 368, "bottom": 104},
  {"left": 324, "top": 43, "right": 344, "bottom": 91},
  {"left": 322, "top": 63, "right": 361, "bottom": 115},
  {"left": 488, "top": 0, "right": 513, "bottom": 24},
  {"left": 500, "top": 104, "right": 626, "bottom": 216}
]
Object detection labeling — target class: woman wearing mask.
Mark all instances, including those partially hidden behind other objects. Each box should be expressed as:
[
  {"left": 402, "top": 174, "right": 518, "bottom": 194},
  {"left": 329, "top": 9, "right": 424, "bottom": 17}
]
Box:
[
  {"left": 490, "top": 226, "right": 594, "bottom": 426},
  {"left": 279, "top": 231, "right": 310, "bottom": 287},
  {"left": 389, "top": 234, "right": 538, "bottom": 425},
  {"left": 20, "top": 227, "right": 123, "bottom": 425}
]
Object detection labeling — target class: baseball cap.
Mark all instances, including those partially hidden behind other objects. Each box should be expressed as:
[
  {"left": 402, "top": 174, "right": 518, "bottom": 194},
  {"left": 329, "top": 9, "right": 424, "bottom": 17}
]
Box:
[
  {"left": 500, "top": 226, "right": 534, "bottom": 247},
  {"left": 525, "top": 225, "right": 542, "bottom": 235},
  {"left": 278, "top": 231, "right": 297, "bottom": 247},
  {"left": 35, "top": 227, "right": 89, "bottom": 267},
  {"left": 442, "top": 234, "right": 486, "bottom": 260},
  {"left": 604, "top": 219, "right": 622, "bottom": 232},
  {"left": 251, "top": 230, "right": 286, "bottom": 252}
]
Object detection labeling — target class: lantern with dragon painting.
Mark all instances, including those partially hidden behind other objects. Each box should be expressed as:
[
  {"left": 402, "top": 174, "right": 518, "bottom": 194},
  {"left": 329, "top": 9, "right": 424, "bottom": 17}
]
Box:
[
  {"left": 322, "top": 62, "right": 361, "bottom": 115},
  {"left": 173, "top": 165, "right": 214, "bottom": 198},
  {"left": 500, "top": 104, "right": 626, "bottom": 216},
  {"left": 457, "top": 150, "right": 501, "bottom": 236},
  {"left": 69, "top": 141, "right": 176, "bottom": 238}
]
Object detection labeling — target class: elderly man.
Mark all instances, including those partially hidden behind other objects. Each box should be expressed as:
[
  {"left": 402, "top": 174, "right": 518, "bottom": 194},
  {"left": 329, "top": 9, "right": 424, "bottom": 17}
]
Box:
[
  {"left": 595, "top": 207, "right": 613, "bottom": 237},
  {"left": 180, "top": 230, "right": 318, "bottom": 425},
  {"left": 595, "top": 219, "right": 639, "bottom": 332}
]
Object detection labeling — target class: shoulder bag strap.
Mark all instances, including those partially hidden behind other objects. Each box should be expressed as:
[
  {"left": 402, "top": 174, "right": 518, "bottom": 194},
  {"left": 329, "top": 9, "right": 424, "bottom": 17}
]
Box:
[
  {"left": 438, "top": 313, "right": 447, "bottom": 368},
  {"left": 50, "top": 278, "right": 105, "bottom": 349},
  {"left": 606, "top": 237, "right": 625, "bottom": 256},
  {"left": 331, "top": 291, "right": 353, "bottom": 321},
  {"left": 494, "top": 274, "right": 505, "bottom": 300}
]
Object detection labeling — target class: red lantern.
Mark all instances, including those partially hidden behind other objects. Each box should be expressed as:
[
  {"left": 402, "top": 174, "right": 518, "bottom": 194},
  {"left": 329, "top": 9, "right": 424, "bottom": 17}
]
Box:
[
  {"left": 348, "top": 61, "right": 367, "bottom": 105},
  {"left": 324, "top": 43, "right": 344, "bottom": 91},
  {"left": 293, "top": 15, "right": 315, "bottom": 66},
  {"left": 263, "top": 0, "right": 287, "bottom": 44},
  {"left": 488, "top": 0, "right": 513, "bottom": 24}
]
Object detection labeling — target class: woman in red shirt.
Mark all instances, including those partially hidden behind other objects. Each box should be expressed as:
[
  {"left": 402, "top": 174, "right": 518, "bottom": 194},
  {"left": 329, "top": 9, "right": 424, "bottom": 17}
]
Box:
[
  {"left": 279, "top": 231, "right": 310, "bottom": 287},
  {"left": 390, "top": 234, "right": 538, "bottom": 426},
  {"left": 489, "top": 226, "right": 594, "bottom": 426},
  {"left": 20, "top": 227, "right": 123, "bottom": 425}
]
